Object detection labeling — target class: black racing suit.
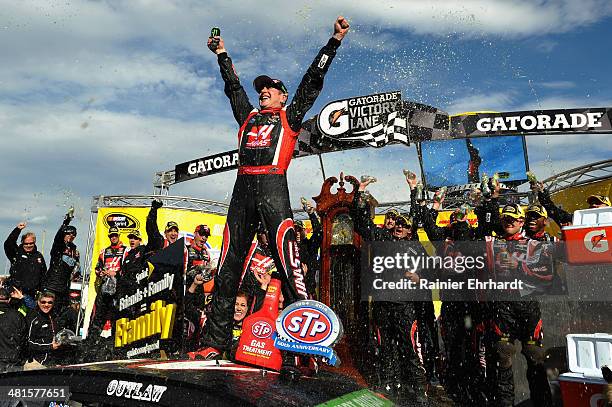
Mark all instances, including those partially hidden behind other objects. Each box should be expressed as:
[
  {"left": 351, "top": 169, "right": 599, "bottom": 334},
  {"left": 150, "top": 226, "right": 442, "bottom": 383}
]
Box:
[
  {"left": 351, "top": 190, "right": 428, "bottom": 405},
  {"left": 91, "top": 242, "right": 127, "bottom": 332},
  {"left": 419, "top": 204, "right": 489, "bottom": 406},
  {"left": 0, "top": 302, "right": 27, "bottom": 372},
  {"left": 203, "top": 37, "right": 342, "bottom": 351},
  {"left": 474, "top": 198, "right": 553, "bottom": 407},
  {"left": 44, "top": 218, "right": 79, "bottom": 312},
  {"left": 4, "top": 228, "right": 46, "bottom": 299},
  {"left": 298, "top": 212, "right": 323, "bottom": 298},
  {"left": 538, "top": 188, "right": 573, "bottom": 226}
]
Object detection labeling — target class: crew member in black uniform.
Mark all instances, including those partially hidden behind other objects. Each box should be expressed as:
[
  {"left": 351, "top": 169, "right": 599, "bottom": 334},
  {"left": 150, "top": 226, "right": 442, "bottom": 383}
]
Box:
[
  {"left": 197, "top": 17, "right": 350, "bottom": 366},
  {"left": 351, "top": 177, "right": 429, "bottom": 406},
  {"left": 44, "top": 210, "right": 79, "bottom": 314}
]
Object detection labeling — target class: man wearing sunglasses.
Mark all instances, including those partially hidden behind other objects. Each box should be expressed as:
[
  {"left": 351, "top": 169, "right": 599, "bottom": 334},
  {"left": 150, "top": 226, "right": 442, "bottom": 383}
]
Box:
[
  {"left": 198, "top": 17, "right": 349, "bottom": 370},
  {"left": 4, "top": 222, "right": 46, "bottom": 309},
  {"left": 26, "top": 291, "right": 62, "bottom": 367},
  {"left": 482, "top": 204, "right": 553, "bottom": 407},
  {"left": 45, "top": 210, "right": 80, "bottom": 314}
]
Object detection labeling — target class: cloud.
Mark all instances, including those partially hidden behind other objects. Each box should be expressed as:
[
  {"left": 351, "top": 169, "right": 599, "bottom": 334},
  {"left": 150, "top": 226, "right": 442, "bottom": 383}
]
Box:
[
  {"left": 539, "top": 81, "right": 576, "bottom": 90},
  {"left": 445, "top": 92, "right": 516, "bottom": 114}
]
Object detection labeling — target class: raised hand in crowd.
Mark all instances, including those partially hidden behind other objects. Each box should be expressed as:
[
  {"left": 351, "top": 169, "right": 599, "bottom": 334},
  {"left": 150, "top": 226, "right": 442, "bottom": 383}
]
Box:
[{"left": 17, "top": 222, "right": 26, "bottom": 230}]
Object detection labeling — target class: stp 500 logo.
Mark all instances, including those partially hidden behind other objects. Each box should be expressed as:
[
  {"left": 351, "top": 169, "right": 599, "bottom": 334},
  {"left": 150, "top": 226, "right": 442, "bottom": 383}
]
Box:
[
  {"left": 276, "top": 300, "right": 343, "bottom": 347},
  {"left": 251, "top": 321, "right": 273, "bottom": 339}
]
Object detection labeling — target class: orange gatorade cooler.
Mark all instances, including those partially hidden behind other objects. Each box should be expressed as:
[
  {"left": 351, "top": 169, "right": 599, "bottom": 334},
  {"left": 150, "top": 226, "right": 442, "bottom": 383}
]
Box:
[
  {"left": 235, "top": 279, "right": 283, "bottom": 370},
  {"left": 562, "top": 207, "right": 612, "bottom": 264},
  {"left": 559, "top": 373, "right": 607, "bottom": 407}
]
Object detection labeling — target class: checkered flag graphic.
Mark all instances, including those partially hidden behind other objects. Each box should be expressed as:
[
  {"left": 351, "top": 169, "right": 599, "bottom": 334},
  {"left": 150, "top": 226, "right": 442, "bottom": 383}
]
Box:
[
  {"left": 341, "top": 111, "right": 409, "bottom": 147},
  {"left": 401, "top": 101, "right": 450, "bottom": 141}
]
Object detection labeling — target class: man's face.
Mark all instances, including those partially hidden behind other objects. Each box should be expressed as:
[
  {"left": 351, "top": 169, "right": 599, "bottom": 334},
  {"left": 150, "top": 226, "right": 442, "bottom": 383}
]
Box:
[
  {"left": 194, "top": 232, "right": 207, "bottom": 248},
  {"left": 502, "top": 216, "right": 524, "bottom": 235},
  {"left": 259, "top": 86, "right": 287, "bottom": 109},
  {"left": 393, "top": 223, "right": 410, "bottom": 240},
  {"left": 38, "top": 296, "right": 54, "bottom": 314},
  {"left": 384, "top": 215, "right": 396, "bottom": 230},
  {"left": 109, "top": 234, "right": 119, "bottom": 245},
  {"left": 128, "top": 237, "right": 141, "bottom": 249},
  {"left": 165, "top": 228, "right": 179, "bottom": 243},
  {"left": 234, "top": 295, "right": 248, "bottom": 322},
  {"left": 64, "top": 233, "right": 75, "bottom": 244},
  {"left": 526, "top": 213, "right": 547, "bottom": 234},
  {"left": 22, "top": 236, "right": 36, "bottom": 253}
]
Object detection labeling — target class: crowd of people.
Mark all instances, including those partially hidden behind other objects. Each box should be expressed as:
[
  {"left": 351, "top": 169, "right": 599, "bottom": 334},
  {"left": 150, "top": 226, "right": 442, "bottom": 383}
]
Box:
[
  {"left": 0, "top": 167, "right": 609, "bottom": 406},
  {"left": 350, "top": 171, "right": 610, "bottom": 406},
  {"left": 0, "top": 211, "right": 81, "bottom": 372}
]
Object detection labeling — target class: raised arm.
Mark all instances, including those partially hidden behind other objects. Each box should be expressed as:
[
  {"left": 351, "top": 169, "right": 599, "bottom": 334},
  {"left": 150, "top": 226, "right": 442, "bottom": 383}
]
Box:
[
  {"left": 146, "top": 200, "right": 164, "bottom": 253},
  {"left": 4, "top": 223, "right": 24, "bottom": 262},
  {"left": 285, "top": 16, "right": 349, "bottom": 131},
  {"left": 208, "top": 34, "right": 254, "bottom": 125}
]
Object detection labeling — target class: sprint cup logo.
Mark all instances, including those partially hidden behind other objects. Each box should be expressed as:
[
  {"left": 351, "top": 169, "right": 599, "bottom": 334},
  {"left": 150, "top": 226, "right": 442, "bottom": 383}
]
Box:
[
  {"left": 252, "top": 321, "right": 273, "bottom": 339},
  {"left": 275, "top": 300, "right": 343, "bottom": 365},
  {"left": 104, "top": 212, "right": 140, "bottom": 231},
  {"left": 584, "top": 229, "right": 608, "bottom": 253}
]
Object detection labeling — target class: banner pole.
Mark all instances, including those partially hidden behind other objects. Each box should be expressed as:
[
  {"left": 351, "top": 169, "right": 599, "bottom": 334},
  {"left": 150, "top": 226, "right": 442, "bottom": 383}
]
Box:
[{"left": 318, "top": 154, "right": 327, "bottom": 181}]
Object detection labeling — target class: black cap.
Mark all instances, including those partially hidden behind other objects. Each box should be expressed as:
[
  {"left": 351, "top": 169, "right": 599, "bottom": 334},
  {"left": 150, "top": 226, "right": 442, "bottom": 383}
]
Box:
[
  {"left": 127, "top": 230, "right": 141, "bottom": 240},
  {"left": 63, "top": 225, "right": 77, "bottom": 236},
  {"left": 165, "top": 221, "right": 179, "bottom": 232},
  {"left": 194, "top": 224, "right": 211, "bottom": 237},
  {"left": 253, "top": 75, "right": 288, "bottom": 94},
  {"left": 108, "top": 226, "right": 120, "bottom": 236}
]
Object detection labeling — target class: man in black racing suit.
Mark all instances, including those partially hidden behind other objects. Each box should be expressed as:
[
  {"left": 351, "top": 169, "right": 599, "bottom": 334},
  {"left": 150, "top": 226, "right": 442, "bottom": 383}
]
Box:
[{"left": 196, "top": 17, "right": 350, "bottom": 365}]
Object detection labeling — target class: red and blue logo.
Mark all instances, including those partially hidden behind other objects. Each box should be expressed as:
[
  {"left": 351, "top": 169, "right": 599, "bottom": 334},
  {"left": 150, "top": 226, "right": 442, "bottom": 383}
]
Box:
[
  {"left": 251, "top": 321, "right": 273, "bottom": 339},
  {"left": 274, "top": 300, "right": 343, "bottom": 365}
]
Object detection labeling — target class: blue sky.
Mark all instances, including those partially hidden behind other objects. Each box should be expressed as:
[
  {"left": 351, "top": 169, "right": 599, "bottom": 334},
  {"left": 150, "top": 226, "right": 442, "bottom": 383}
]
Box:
[{"left": 1, "top": 0, "right": 612, "bottom": 267}]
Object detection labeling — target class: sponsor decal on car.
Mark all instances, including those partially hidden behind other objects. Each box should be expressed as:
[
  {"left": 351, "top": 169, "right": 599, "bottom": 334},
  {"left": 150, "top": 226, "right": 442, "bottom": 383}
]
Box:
[{"left": 274, "top": 300, "right": 343, "bottom": 366}]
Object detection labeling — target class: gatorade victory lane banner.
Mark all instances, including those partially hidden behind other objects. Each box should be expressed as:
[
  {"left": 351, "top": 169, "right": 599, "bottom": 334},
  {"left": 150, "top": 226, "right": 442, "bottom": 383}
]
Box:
[
  {"left": 84, "top": 206, "right": 227, "bottom": 352},
  {"left": 174, "top": 89, "right": 611, "bottom": 183}
]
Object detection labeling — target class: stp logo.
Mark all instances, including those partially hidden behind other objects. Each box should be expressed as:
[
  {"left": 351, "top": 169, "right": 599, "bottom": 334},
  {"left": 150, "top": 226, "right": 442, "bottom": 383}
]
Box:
[
  {"left": 283, "top": 309, "right": 332, "bottom": 344},
  {"left": 584, "top": 229, "right": 608, "bottom": 253},
  {"left": 251, "top": 321, "right": 273, "bottom": 339},
  {"left": 276, "top": 300, "right": 343, "bottom": 347}
]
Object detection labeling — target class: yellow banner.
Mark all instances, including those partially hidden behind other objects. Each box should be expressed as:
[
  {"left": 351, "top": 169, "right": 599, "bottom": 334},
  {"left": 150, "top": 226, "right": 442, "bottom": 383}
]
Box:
[{"left": 84, "top": 206, "right": 227, "bottom": 335}]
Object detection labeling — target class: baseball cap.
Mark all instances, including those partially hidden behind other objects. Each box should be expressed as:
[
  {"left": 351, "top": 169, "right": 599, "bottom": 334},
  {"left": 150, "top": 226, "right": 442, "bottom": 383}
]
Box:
[
  {"left": 108, "top": 226, "right": 120, "bottom": 236},
  {"left": 385, "top": 209, "right": 400, "bottom": 219},
  {"left": 587, "top": 195, "right": 611, "bottom": 207},
  {"left": 253, "top": 75, "right": 288, "bottom": 94},
  {"left": 63, "top": 225, "right": 77, "bottom": 236},
  {"left": 395, "top": 215, "right": 412, "bottom": 227},
  {"left": 165, "top": 221, "right": 179, "bottom": 232},
  {"left": 294, "top": 220, "right": 304, "bottom": 230},
  {"left": 501, "top": 204, "right": 525, "bottom": 219},
  {"left": 194, "top": 224, "right": 210, "bottom": 237},
  {"left": 526, "top": 204, "right": 548, "bottom": 218},
  {"left": 69, "top": 290, "right": 81, "bottom": 304},
  {"left": 127, "top": 230, "right": 141, "bottom": 240}
]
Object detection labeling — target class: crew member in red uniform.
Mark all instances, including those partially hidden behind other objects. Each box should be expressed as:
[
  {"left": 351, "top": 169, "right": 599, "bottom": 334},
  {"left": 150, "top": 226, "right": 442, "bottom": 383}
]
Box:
[
  {"left": 197, "top": 17, "right": 349, "bottom": 368},
  {"left": 91, "top": 226, "right": 127, "bottom": 334}
]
